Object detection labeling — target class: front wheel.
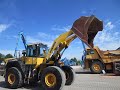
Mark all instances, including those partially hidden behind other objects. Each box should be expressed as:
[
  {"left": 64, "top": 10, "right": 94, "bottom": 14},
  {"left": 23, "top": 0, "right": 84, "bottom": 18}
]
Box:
[
  {"left": 90, "top": 61, "right": 103, "bottom": 74},
  {"left": 62, "top": 66, "right": 75, "bottom": 85},
  {"left": 5, "top": 67, "right": 23, "bottom": 89},
  {"left": 41, "top": 66, "right": 66, "bottom": 90}
]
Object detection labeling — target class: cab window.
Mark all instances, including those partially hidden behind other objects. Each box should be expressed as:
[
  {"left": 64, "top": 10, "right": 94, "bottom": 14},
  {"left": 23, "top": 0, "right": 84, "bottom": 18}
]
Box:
[{"left": 40, "top": 48, "right": 44, "bottom": 57}]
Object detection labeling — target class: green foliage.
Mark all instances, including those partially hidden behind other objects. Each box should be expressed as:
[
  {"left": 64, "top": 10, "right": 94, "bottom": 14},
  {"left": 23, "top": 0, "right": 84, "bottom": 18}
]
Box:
[
  {"left": 70, "top": 57, "right": 82, "bottom": 65},
  {"left": 0, "top": 53, "right": 5, "bottom": 60},
  {"left": 70, "top": 57, "right": 77, "bottom": 63},
  {"left": 5, "top": 54, "right": 13, "bottom": 59},
  {"left": 76, "top": 61, "right": 81, "bottom": 65},
  {"left": 0, "top": 53, "right": 13, "bottom": 60}
]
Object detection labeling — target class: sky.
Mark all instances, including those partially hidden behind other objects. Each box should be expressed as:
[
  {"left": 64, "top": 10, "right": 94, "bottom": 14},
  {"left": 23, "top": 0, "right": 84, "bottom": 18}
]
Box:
[{"left": 0, "top": 0, "right": 120, "bottom": 59}]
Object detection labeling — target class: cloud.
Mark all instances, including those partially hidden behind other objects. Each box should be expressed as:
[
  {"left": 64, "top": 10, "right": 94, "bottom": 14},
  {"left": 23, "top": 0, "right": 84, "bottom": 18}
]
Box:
[
  {"left": 0, "top": 24, "right": 10, "bottom": 33},
  {"left": 116, "top": 20, "right": 120, "bottom": 25},
  {"left": 105, "top": 21, "right": 114, "bottom": 30},
  {"left": 94, "top": 21, "right": 120, "bottom": 50},
  {"left": 37, "top": 32, "right": 58, "bottom": 40},
  {"left": 38, "top": 32, "right": 48, "bottom": 37},
  {"left": 0, "top": 50, "right": 14, "bottom": 55},
  {"left": 26, "top": 25, "right": 71, "bottom": 47},
  {"left": 26, "top": 36, "right": 53, "bottom": 47},
  {"left": 26, "top": 31, "right": 61, "bottom": 47},
  {"left": 51, "top": 25, "right": 71, "bottom": 32}
]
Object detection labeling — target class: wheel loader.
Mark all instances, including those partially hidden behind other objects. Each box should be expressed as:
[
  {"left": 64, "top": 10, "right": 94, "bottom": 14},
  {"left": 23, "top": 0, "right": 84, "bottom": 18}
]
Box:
[
  {"left": 83, "top": 46, "right": 120, "bottom": 74},
  {"left": 3, "top": 15, "right": 103, "bottom": 90}
]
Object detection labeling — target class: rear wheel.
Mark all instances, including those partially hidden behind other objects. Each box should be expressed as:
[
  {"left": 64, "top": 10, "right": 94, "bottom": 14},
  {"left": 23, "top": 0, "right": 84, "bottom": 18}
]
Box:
[
  {"left": 41, "top": 66, "right": 66, "bottom": 90},
  {"left": 5, "top": 67, "right": 23, "bottom": 89},
  {"left": 90, "top": 61, "right": 103, "bottom": 74},
  {"left": 62, "top": 66, "right": 75, "bottom": 85}
]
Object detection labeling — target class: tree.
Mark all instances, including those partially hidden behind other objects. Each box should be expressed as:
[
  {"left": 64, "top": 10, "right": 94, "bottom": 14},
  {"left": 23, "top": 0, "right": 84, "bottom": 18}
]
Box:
[
  {"left": 76, "top": 61, "right": 81, "bottom": 65},
  {"left": 70, "top": 57, "right": 78, "bottom": 65},
  {"left": 0, "top": 53, "right": 5, "bottom": 60},
  {"left": 70, "top": 57, "right": 77, "bottom": 63},
  {"left": 5, "top": 54, "right": 13, "bottom": 59}
]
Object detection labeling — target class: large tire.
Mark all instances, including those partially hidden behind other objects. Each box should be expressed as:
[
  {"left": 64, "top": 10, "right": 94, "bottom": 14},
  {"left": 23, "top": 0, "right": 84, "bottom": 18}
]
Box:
[
  {"left": 5, "top": 67, "right": 23, "bottom": 89},
  {"left": 62, "top": 66, "right": 75, "bottom": 85},
  {"left": 41, "top": 66, "right": 66, "bottom": 90},
  {"left": 90, "top": 61, "right": 103, "bottom": 74}
]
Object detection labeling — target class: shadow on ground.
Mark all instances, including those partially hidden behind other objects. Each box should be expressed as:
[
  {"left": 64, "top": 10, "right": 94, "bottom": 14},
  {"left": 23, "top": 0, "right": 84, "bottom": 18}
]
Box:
[
  {"left": 76, "top": 71, "right": 120, "bottom": 77},
  {"left": 76, "top": 71, "right": 92, "bottom": 74},
  {"left": 0, "top": 81, "right": 7, "bottom": 88},
  {"left": 23, "top": 83, "right": 45, "bottom": 90},
  {"left": 101, "top": 73, "right": 120, "bottom": 77},
  {"left": 0, "top": 81, "right": 45, "bottom": 90}
]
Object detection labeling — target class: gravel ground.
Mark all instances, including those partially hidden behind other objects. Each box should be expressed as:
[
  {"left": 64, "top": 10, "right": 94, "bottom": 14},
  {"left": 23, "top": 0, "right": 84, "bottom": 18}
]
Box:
[{"left": 0, "top": 66, "right": 120, "bottom": 90}]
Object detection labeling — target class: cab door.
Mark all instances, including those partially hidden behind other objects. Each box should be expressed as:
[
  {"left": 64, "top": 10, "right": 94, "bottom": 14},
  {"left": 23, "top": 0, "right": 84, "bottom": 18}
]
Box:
[{"left": 25, "top": 46, "right": 37, "bottom": 65}]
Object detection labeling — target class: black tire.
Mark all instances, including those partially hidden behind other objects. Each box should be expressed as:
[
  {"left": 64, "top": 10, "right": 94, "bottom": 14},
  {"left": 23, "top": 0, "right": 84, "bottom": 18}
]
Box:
[
  {"left": 41, "top": 66, "right": 66, "bottom": 90},
  {"left": 5, "top": 67, "right": 23, "bottom": 89},
  {"left": 62, "top": 66, "right": 75, "bottom": 85},
  {"left": 90, "top": 61, "right": 103, "bottom": 74},
  {"left": 114, "top": 70, "right": 120, "bottom": 75}
]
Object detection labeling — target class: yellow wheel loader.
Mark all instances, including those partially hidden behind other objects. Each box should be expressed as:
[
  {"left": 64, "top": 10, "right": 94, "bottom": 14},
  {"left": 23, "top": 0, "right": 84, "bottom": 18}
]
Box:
[
  {"left": 4, "top": 15, "right": 103, "bottom": 90},
  {"left": 83, "top": 46, "right": 120, "bottom": 74}
]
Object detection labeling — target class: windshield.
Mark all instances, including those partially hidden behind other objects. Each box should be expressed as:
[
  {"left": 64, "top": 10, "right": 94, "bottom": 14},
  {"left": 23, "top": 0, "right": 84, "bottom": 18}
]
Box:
[{"left": 40, "top": 46, "right": 49, "bottom": 57}]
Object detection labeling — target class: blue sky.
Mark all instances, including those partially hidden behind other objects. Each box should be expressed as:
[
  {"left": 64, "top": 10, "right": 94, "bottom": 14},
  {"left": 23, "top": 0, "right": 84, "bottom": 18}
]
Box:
[{"left": 0, "top": 0, "right": 120, "bottom": 59}]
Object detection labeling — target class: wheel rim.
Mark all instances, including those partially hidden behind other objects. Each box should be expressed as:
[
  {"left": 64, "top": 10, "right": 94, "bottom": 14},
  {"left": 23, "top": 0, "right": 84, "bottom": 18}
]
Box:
[
  {"left": 45, "top": 73, "right": 56, "bottom": 87},
  {"left": 93, "top": 64, "right": 101, "bottom": 72},
  {"left": 8, "top": 73, "right": 16, "bottom": 85}
]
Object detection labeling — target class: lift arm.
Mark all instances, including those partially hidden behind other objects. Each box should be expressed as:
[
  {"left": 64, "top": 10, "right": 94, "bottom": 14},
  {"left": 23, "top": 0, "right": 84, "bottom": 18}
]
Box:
[{"left": 46, "top": 15, "right": 103, "bottom": 62}]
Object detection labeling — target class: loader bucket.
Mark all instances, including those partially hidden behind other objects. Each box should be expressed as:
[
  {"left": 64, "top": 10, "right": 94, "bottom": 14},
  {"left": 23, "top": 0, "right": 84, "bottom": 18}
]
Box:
[{"left": 71, "top": 15, "right": 103, "bottom": 48}]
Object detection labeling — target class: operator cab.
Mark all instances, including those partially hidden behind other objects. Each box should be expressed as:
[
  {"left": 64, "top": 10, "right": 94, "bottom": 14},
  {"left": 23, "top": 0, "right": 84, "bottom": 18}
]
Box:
[{"left": 22, "top": 43, "right": 48, "bottom": 57}]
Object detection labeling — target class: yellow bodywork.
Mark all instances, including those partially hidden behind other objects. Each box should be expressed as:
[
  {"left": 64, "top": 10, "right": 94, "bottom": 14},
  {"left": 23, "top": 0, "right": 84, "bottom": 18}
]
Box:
[
  {"left": 84, "top": 46, "right": 120, "bottom": 70},
  {"left": 21, "top": 56, "right": 46, "bottom": 68},
  {"left": 4, "top": 58, "right": 15, "bottom": 64},
  {"left": 46, "top": 30, "right": 77, "bottom": 61}
]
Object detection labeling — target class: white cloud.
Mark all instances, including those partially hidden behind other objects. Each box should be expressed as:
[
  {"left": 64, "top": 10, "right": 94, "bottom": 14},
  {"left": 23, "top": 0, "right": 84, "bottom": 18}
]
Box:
[
  {"left": 94, "top": 21, "right": 120, "bottom": 50},
  {"left": 51, "top": 25, "right": 71, "bottom": 32},
  {"left": 0, "top": 24, "right": 10, "bottom": 33},
  {"left": 38, "top": 32, "right": 48, "bottom": 37},
  {"left": 105, "top": 21, "right": 114, "bottom": 30},
  {"left": 0, "top": 50, "right": 14, "bottom": 55},
  {"left": 26, "top": 31, "right": 61, "bottom": 47},
  {"left": 26, "top": 36, "right": 53, "bottom": 47},
  {"left": 115, "top": 20, "right": 120, "bottom": 25},
  {"left": 37, "top": 32, "right": 58, "bottom": 40}
]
